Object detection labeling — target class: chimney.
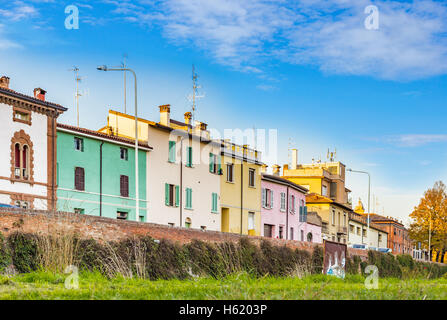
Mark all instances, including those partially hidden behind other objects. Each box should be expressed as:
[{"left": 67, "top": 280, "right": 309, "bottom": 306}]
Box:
[
  {"left": 261, "top": 164, "right": 268, "bottom": 173},
  {"left": 33, "top": 88, "right": 46, "bottom": 101},
  {"left": 272, "top": 164, "right": 281, "bottom": 176},
  {"left": 184, "top": 112, "right": 192, "bottom": 126},
  {"left": 291, "top": 149, "right": 298, "bottom": 170},
  {"left": 0, "top": 76, "right": 10, "bottom": 89},
  {"left": 159, "top": 104, "right": 171, "bottom": 126}
]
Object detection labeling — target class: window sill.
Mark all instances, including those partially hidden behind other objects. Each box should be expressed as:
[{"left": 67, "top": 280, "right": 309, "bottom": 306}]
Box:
[
  {"left": 211, "top": 211, "right": 219, "bottom": 214},
  {"left": 185, "top": 207, "right": 193, "bottom": 211},
  {"left": 13, "top": 118, "right": 31, "bottom": 126},
  {"left": 248, "top": 185, "right": 256, "bottom": 189},
  {"left": 226, "top": 180, "right": 235, "bottom": 184}
]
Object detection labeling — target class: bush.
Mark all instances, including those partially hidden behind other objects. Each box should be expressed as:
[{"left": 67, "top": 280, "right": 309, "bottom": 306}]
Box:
[
  {"left": 311, "top": 246, "right": 323, "bottom": 274},
  {"left": 346, "top": 255, "right": 362, "bottom": 275},
  {"left": 367, "top": 250, "right": 402, "bottom": 278},
  {"left": 0, "top": 232, "right": 12, "bottom": 272},
  {"left": 8, "top": 232, "right": 39, "bottom": 273}
]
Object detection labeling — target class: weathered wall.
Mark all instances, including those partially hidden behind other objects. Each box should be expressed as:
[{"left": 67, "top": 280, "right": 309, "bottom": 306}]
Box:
[{"left": 0, "top": 208, "right": 368, "bottom": 259}]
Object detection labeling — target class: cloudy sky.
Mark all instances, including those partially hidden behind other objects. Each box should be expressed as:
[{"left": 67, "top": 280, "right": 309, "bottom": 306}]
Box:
[{"left": 1, "top": 0, "right": 447, "bottom": 225}]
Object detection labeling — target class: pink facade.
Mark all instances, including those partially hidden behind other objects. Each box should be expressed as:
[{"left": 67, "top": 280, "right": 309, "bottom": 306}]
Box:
[{"left": 261, "top": 174, "right": 322, "bottom": 243}]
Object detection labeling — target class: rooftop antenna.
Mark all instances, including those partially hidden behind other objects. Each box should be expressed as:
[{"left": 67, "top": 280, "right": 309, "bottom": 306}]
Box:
[
  {"left": 189, "top": 64, "right": 204, "bottom": 125},
  {"left": 69, "top": 66, "right": 82, "bottom": 127},
  {"left": 327, "top": 148, "right": 337, "bottom": 162},
  {"left": 122, "top": 53, "right": 128, "bottom": 114}
]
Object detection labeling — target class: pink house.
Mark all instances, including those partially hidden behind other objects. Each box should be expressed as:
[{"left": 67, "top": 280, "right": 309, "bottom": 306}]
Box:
[{"left": 261, "top": 173, "right": 322, "bottom": 243}]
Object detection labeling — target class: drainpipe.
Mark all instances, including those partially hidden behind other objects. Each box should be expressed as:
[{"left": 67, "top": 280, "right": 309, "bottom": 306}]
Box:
[
  {"left": 99, "top": 141, "right": 104, "bottom": 217},
  {"left": 180, "top": 138, "right": 183, "bottom": 227},
  {"left": 240, "top": 159, "right": 243, "bottom": 235},
  {"left": 286, "top": 186, "right": 289, "bottom": 240}
]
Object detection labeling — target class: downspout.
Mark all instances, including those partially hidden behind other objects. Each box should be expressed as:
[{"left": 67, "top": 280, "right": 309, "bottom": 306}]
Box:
[
  {"left": 99, "top": 141, "right": 104, "bottom": 217},
  {"left": 240, "top": 158, "right": 243, "bottom": 235},
  {"left": 52, "top": 115, "right": 56, "bottom": 212},
  {"left": 286, "top": 186, "right": 289, "bottom": 240},
  {"left": 180, "top": 138, "right": 183, "bottom": 227}
]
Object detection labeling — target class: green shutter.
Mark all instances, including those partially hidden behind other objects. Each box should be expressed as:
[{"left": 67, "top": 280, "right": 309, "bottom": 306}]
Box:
[
  {"left": 175, "top": 185, "right": 180, "bottom": 207},
  {"left": 186, "top": 188, "right": 192, "bottom": 209},
  {"left": 169, "top": 141, "right": 176, "bottom": 162},
  {"left": 209, "top": 153, "right": 214, "bottom": 172},
  {"left": 217, "top": 155, "right": 221, "bottom": 174},
  {"left": 304, "top": 206, "right": 308, "bottom": 222},
  {"left": 165, "top": 183, "right": 169, "bottom": 206},
  {"left": 211, "top": 193, "right": 218, "bottom": 212},
  {"left": 187, "top": 147, "right": 193, "bottom": 167}
]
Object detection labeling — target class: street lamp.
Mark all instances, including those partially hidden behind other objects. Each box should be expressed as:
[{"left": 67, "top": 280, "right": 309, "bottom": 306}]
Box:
[
  {"left": 97, "top": 65, "right": 140, "bottom": 221},
  {"left": 347, "top": 168, "right": 371, "bottom": 244}
]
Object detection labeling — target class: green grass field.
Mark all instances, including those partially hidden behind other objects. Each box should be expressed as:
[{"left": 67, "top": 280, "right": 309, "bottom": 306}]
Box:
[{"left": 0, "top": 272, "right": 446, "bottom": 300}]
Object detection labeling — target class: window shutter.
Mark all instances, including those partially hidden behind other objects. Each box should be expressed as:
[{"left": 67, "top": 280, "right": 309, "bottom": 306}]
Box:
[
  {"left": 261, "top": 188, "right": 265, "bottom": 208},
  {"left": 165, "top": 183, "right": 169, "bottom": 205},
  {"left": 304, "top": 206, "right": 308, "bottom": 222},
  {"left": 189, "top": 188, "right": 192, "bottom": 208},
  {"left": 187, "top": 147, "right": 193, "bottom": 167},
  {"left": 169, "top": 141, "right": 176, "bottom": 162},
  {"left": 120, "top": 175, "right": 129, "bottom": 197},
  {"left": 175, "top": 185, "right": 180, "bottom": 207},
  {"left": 270, "top": 190, "right": 274, "bottom": 209},
  {"left": 217, "top": 155, "right": 221, "bottom": 174},
  {"left": 209, "top": 153, "right": 214, "bottom": 173},
  {"left": 14, "top": 144, "right": 20, "bottom": 168}
]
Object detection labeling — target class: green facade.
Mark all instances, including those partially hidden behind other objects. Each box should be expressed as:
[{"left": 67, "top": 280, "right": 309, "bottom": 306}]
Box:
[{"left": 56, "top": 129, "right": 147, "bottom": 221}]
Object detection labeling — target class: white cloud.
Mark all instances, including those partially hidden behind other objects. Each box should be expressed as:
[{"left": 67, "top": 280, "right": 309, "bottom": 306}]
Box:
[
  {"left": 103, "top": 0, "right": 447, "bottom": 80},
  {"left": 387, "top": 134, "right": 447, "bottom": 147},
  {"left": 0, "top": 2, "right": 39, "bottom": 21}
]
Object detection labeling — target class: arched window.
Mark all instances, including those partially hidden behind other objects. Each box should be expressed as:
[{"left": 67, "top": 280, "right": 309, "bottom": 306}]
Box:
[
  {"left": 11, "top": 130, "right": 34, "bottom": 182},
  {"left": 307, "top": 232, "right": 313, "bottom": 242}
]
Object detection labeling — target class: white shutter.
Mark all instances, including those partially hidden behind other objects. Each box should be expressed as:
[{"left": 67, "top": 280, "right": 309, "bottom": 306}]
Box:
[
  {"left": 262, "top": 188, "right": 265, "bottom": 208},
  {"left": 270, "top": 190, "right": 274, "bottom": 209}
]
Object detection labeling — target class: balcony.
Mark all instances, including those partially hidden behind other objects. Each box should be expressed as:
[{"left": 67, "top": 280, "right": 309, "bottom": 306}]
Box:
[
  {"left": 337, "top": 226, "right": 347, "bottom": 235},
  {"left": 321, "top": 224, "right": 329, "bottom": 234}
]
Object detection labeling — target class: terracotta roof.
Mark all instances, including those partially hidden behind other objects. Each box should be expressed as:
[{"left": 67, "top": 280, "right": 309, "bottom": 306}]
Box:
[
  {"left": 57, "top": 123, "right": 153, "bottom": 149},
  {"left": 305, "top": 193, "right": 353, "bottom": 211},
  {"left": 0, "top": 86, "right": 67, "bottom": 112}
]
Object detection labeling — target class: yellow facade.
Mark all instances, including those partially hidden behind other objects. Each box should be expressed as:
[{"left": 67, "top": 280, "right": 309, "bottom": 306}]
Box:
[{"left": 220, "top": 141, "right": 262, "bottom": 236}]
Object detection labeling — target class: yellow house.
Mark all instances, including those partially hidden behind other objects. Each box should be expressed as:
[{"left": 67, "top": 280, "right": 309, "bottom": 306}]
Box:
[{"left": 219, "top": 140, "right": 263, "bottom": 236}]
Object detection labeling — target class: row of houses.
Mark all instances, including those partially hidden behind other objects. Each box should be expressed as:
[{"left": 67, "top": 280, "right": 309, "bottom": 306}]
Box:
[{"left": 0, "top": 75, "right": 412, "bottom": 251}]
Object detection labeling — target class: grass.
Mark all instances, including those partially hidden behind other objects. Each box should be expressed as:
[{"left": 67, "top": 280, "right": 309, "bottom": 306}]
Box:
[{"left": 0, "top": 272, "right": 446, "bottom": 300}]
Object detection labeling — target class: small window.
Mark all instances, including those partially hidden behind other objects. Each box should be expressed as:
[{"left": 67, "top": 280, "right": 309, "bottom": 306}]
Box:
[
  {"left": 301, "top": 230, "right": 304, "bottom": 241},
  {"left": 168, "top": 141, "right": 176, "bottom": 162},
  {"left": 322, "top": 185, "right": 328, "bottom": 197},
  {"left": 165, "top": 183, "right": 179, "bottom": 207},
  {"left": 74, "top": 167, "right": 85, "bottom": 191},
  {"left": 185, "top": 188, "right": 193, "bottom": 209},
  {"left": 74, "top": 137, "right": 84, "bottom": 152},
  {"left": 139, "top": 215, "right": 145, "bottom": 222},
  {"left": 248, "top": 212, "right": 255, "bottom": 231},
  {"left": 248, "top": 168, "right": 255, "bottom": 187},
  {"left": 120, "top": 148, "right": 128, "bottom": 160},
  {"left": 117, "top": 211, "right": 128, "bottom": 220},
  {"left": 120, "top": 175, "right": 129, "bottom": 197},
  {"left": 290, "top": 227, "right": 294, "bottom": 240},
  {"left": 279, "top": 226, "right": 284, "bottom": 239},
  {"left": 200, "top": 226, "right": 206, "bottom": 231},
  {"left": 280, "top": 192, "right": 286, "bottom": 211},
  {"left": 307, "top": 232, "right": 313, "bottom": 242},
  {"left": 13, "top": 108, "right": 31, "bottom": 124},
  {"left": 211, "top": 192, "right": 218, "bottom": 213},
  {"left": 209, "top": 153, "right": 220, "bottom": 174},
  {"left": 226, "top": 163, "right": 234, "bottom": 182},
  {"left": 74, "top": 208, "right": 84, "bottom": 214},
  {"left": 186, "top": 146, "right": 193, "bottom": 167},
  {"left": 185, "top": 217, "right": 192, "bottom": 228}
]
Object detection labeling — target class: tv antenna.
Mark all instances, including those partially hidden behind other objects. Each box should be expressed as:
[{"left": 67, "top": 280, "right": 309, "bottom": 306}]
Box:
[
  {"left": 122, "top": 53, "right": 128, "bottom": 114},
  {"left": 188, "top": 64, "right": 204, "bottom": 124},
  {"left": 327, "top": 148, "right": 337, "bottom": 162},
  {"left": 69, "top": 66, "right": 83, "bottom": 127}
]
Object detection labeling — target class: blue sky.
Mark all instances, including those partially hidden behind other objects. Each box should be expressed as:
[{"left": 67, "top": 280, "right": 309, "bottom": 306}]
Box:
[{"left": 1, "top": 0, "right": 447, "bottom": 224}]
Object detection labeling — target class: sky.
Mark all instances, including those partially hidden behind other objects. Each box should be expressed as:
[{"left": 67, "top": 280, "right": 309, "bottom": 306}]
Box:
[{"left": 1, "top": 0, "right": 447, "bottom": 225}]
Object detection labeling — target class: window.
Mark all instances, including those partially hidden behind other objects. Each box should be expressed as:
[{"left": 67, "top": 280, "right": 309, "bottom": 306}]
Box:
[
  {"left": 211, "top": 192, "right": 218, "bottom": 213},
  {"left": 11, "top": 131, "right": 34, "bottom": 182},
  {"left": 74, "top": 167, "right": 85, "bottom": 191},
  {"left": 301, "top": 230, "right": 304, "bottom": 241},
  {"left": 248, "top": 168, "right": 255, "bottom": 187},
  {"left": 201, "top": 226, "right": 206, "bottom": 231},
  {"left": 120, "top": 148, "right": 128, "bottom": 160},
  {"left": 330, "top": 182, "right": 337, "bottom": 198},
  {"left": 299, "top": 200, "right": 307, "bottom": 222},
  {"left": 74, "top": 137, "right": 84, "bottom": 151},
  {"left": 74, "top": 208, "right": 84, "bottom": 214},
  {"left": 165, "top": 183, "right": 179, "bottom": 207},
  {"left": 289, "top": 195, "right": 296, "bottom": 214},
  {"left": 280, "top": 192, "right": 286, "bottom": 211},
  {"left": 357, "top": 227, "right": 361, "bottom": 235},
  {"left": 186, "top": 146, "right": 193, "bottom": 167},
  {"left": 262, "top": 188, "right": 273, "bottom": 209},
  {"left": 120, "top": 175, "right": 129, "bottom": 197},
  {"left": 168, "top": 223, "right": 175, "bottom": 227},
  {"left": 363, "top": 229, "right": 367, "bottom": 236},
  {"left": 248, "top": 212, "right": 255, "bottom": 231},
  {"left": 209, "top": 153, "right": 221, "bottom": 174},
  {"left": 331, "top": 210, "right": 335, "bottom": 225},
  {"left": 14, "top": 110, "right": 31, "bottom": 122},
  {"left": 117, "top": 211, "right": 128, "bottom": 220},
  {"left": 378, "top": 234, "right": 382, "bottom": 242},
  {"left": 15, "top": 201, "right": 29, "bottom": 209},
  {"left": 322, "top": 185, "right": 328, "bottom": 196},
  {"left": 226, "top": 163, "right": 234, "bottom": 182},
  {"left": 185, "top": 218, "right": 192, "bottom": 228},
  {"left": 349, "top": 224, "right": 354, "bottom": 233},
  {"left": 264, "top": 224, "right": 273, "bottom": 238},
  {"left": 13, "top": 143, "right": 30, "bottom": 180},
  {"left": 168, "top": 141, "right": 176, "bottom": 162},
  {"left": 185, "top": 188, "right": 193, "bottom": 209},
  {"left": 279, "top": 226, "right": 284, "bottom": 239},
  {"left": 307, "top": 232, "right": 313, "bottom": 242},
  {"left": 290, "top": 227, "right": 294, "bottom": 240},
  {"left": 139, "top": 215, "right": 145, "bottom": 222}
]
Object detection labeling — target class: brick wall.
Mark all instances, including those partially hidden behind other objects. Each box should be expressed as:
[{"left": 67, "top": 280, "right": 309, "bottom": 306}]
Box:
[{"left": 0, "top": 208, "right": 368, "bottom": 259}]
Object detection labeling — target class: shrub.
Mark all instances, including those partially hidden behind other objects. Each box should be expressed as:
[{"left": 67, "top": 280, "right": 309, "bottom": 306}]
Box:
[
  {"left": 0, "top": 232, "right": 12, "bottom": 272},
  {"left": 8, "top": 232, "right": 39, "bottom": 273},
  {"left": 367, "top": 250, "right": 402, "bottom": 278},
  {"left": 148, "top": 238, "right": 188, "bottom": 280},
  {"left": 311, "top": 246, "right": 323, "bottom": 274}
]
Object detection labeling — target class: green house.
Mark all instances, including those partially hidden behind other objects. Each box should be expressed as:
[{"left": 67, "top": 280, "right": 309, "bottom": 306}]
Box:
[{"left": 56, "top": 123, "right": 152, "bottom": 221}]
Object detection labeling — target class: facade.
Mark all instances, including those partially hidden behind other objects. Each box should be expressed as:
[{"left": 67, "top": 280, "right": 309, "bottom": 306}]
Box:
[
  {"left": 220, "top": 140, "right": 263, "bottom": 236},
  {"left": 261, "top": 170, "right": 321, "bottom": 243},
  {"left": 305, "top": 193, "right": 349, "bottom": 243},
  {"left": 56, "top": 124, "right": 151, "bottom": 221},
  {"left": 0, "top": 76, "right": 66, "bottom": 210},
  {"left": 367, "top": 214, "right": 411, "bottom": 254},
  {"left": 99, "top": 107, "right": 222, "bottom": 231}
]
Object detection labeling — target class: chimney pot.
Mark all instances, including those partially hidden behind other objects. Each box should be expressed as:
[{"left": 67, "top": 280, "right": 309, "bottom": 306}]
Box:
[
  {"left": 184, "top": 112, "right": 192, "bottom": 126},
  {"left": 291, "top": 149, "right": 298, "bottom": 170},
  {"left": 0, "top": 76, "right": 10, "bottom": 89},
  {"left": 33, "top": 88, "right": 46, "bottom": 101},
  {"left": 272, "top": 164, "right": 281, "bottom": 176},
  {"left": 159, "top": 104, "right": 171, "bottom": 126},
  {"left": 261, "top": 164, "right": 268, "bottom": 173}
]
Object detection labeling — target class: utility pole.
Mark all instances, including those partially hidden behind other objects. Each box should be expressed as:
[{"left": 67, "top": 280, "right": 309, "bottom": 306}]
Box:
[
  {"left": 123, "top": 54, "right": 128, "bottom": 114},
  {"left": 428, "top": 210, "right": 432, "bottom": 260},
  {"left": 189, "top": 65, "right": 204, "bottom": 125}
]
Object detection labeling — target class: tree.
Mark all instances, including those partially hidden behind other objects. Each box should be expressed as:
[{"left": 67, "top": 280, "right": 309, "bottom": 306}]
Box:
[{"left": 409, "top": 181, "right": 447, "bottom": 260}]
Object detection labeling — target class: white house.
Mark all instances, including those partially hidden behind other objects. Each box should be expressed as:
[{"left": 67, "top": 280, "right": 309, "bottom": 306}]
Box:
[
  {"left": 348, "top": 211, "right": 388, "bottom": 249},
  {"left": 0, "top": 76, "right": 66, "bottom": 210},
  {"left": 99, "top": 106, "right": 222, "bottom": 231}
]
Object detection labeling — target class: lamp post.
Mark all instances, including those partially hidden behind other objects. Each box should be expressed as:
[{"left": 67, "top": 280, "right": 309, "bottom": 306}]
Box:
[
  {"left": 97, "top": 65, "right": 139, "bottom": 221},
  {"left": 347, "top": 168, "right": 371, "bottom": 244}
]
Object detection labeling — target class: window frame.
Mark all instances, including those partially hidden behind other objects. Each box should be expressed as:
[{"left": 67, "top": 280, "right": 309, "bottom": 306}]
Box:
[
  {"left": 120, "top": 175, "right": 129, "bottom": 197},
  {"left": 74, "top": 137, "right": 84, "bottom": 152},
  {"left": 74, "top": 167, "right": 85, "bottom": 191},
  {"left": 120, "top": 147, "right": 128, "bottom": 161},
  {"left": 248, "top": 168, "right": 256, "bottom": 187}
]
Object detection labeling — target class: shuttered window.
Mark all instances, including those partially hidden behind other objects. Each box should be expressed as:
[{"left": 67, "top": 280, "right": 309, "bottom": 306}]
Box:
[
  {"left": 165, "top": 183, "right": 179, "bottom": 207},
  {"left": 211, "top": 192, "right": 218, "bottom": 213},
  {"left": 120, "top": 175, "right": 129, "bottom": 197},
  {"left": 186, "top": 146, "right": 193, "bottom": 167},
  {"left": 280, "top": 192, "right": 286, "bottom": 211},
  {"left": 168, "top": 141, "right": 176, "bottom": 163},
  {"left": 185, "top": 188, "right": 192, "bottom": 209},
  {"left": 74, "top": 167, "right": 85, "bottom": 191}
]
